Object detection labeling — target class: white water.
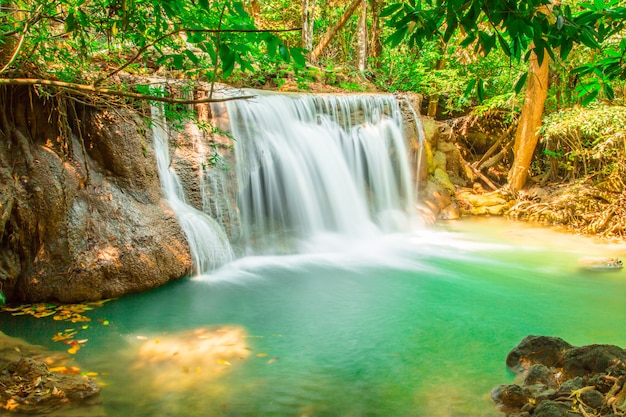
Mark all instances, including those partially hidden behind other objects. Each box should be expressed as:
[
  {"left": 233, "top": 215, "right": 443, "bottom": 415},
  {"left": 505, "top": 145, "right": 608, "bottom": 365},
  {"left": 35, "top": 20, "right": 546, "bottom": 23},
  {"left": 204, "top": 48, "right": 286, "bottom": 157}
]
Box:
[
  {"left": 222, "top": 92, "right": 418, "bottom": 253},
  {"left": 150, "top": 104, "right": 234, "bottom": 274}
]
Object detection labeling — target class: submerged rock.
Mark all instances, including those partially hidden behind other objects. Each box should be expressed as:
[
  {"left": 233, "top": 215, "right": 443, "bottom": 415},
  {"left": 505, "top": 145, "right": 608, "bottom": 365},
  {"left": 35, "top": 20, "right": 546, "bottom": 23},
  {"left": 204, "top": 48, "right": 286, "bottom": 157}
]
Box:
[
  {"left": 0, "top": 331, "right": 104, "bottom": 415},
  {"left": 578, "top": 257, "right": 623, "bottom": 272}
]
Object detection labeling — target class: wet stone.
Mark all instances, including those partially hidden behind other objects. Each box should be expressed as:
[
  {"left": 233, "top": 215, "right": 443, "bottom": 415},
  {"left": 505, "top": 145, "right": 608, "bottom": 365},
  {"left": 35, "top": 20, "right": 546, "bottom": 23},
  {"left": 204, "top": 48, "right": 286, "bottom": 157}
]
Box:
[
  {"left": 491, "top": 384, "right": 530, "bottom": 409},
  {"left": 524, "top": 364, "right": 558, "bottom": 388},
  {"left": 532, "top": 400, "right": 570, "bottom": 417},
  {"left": 557, "top": 376, "right": 585, "bottom": 396},
  {"left": 506, "top": 335, "right": 573, "bottom": 374},
  {"left": 580, "top": 388, "right": 604, "bottom": 409}
]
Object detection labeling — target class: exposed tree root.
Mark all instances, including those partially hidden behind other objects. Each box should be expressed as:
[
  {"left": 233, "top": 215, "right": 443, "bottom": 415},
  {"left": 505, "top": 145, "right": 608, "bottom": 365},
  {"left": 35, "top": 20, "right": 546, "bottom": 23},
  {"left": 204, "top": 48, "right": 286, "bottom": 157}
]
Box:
[{"left": 508, "top": 182, "right": 626, "bottom": 239}]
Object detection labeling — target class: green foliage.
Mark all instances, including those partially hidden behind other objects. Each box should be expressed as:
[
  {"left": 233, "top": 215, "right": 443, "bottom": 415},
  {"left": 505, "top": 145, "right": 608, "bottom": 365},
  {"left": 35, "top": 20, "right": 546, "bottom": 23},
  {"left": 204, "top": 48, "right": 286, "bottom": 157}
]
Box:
[
  {"left": 0, "top": 1, "right": 303, "bottom": 86},
  {"left": 381, "top": 0, "right": 626, "bottom": 105},
  {"left": 540, "top": 105, "right": 626, "bottom": 180},
  {"left": 374, "top": 39, "right": 524, "bottom": 114}
]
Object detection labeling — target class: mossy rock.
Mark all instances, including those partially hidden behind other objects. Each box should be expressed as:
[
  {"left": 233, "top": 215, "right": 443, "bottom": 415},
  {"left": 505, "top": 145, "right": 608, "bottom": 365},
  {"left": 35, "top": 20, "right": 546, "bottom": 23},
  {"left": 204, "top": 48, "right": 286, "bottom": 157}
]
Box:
[
  {"left": 433, "top": 168, "right": 456, "bottom": 193},
  {"left": 421, "top": 117, "right": 440, "bottom": 147}
]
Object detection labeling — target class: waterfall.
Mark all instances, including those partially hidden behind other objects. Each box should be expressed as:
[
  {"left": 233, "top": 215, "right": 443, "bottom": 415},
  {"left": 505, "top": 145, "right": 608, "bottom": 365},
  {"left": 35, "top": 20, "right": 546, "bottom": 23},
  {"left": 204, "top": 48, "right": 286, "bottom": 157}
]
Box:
[
  {"left": 219, "top": 92, "right": 418, "bottom": 253},
  {"left": 150, "top": 103, "right": 234, "bottom": 274}
]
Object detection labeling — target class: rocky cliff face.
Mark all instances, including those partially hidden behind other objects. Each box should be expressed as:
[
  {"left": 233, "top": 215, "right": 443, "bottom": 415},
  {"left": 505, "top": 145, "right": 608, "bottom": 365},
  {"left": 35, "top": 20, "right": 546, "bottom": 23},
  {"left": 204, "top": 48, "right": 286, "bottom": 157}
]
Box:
[
  {"left": 0, "top": 86, "right": 449, "bottom": 303},
  {"left": 0, "top": 94, "right": 192, "bottom": 303}
]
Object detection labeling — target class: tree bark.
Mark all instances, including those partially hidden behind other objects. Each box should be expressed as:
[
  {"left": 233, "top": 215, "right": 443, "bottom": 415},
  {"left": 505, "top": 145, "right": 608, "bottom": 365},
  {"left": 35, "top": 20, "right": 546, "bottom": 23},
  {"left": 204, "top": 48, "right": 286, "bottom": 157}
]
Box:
[
  {"left": 369, "top": 0, "right": 383, "bottom": 63},
  {"left": 249, "top": 0, "right": 261, "bottom": 22},
  {"left": 301, "top": 0, "right": 316, "bottom": 51},
  {"left": 507, "top": 48, "right": 549, "bottom": 191},
  {"left": 310, "top": 0, "right": 361, "bottom": 61},
  {"left": 0, "top": 2, "right": 17, "bottom": 69},
  {"left": 427, "top": 52, "right": 446, "bottom": 117},
  {"left": 357, "top": 0, "right": 368, "bottom": 71}
]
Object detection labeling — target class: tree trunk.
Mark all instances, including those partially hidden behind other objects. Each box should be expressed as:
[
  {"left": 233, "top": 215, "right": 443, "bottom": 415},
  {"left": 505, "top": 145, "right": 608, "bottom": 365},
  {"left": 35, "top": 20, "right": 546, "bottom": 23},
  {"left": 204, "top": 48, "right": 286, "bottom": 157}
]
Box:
[
  {"left": 0, "top": 2, "right": 17, "bottom": 69},
  {"left": 310, "top": 0, "right": 361, "bottom": 61},
  {"left": 301, "top": 0, "right": 316, "bottom": 51},
  {"left": 369, "top": 0, "right": 383, "bottom": 63},
  {"left": 249, "top": 0, "right": 261, "bottom": 21},
  {"left": 507, "top": 49, "right": 550, "bottom": 191},
  {"left": 427, "top": 53, "right": 446, "bottom": 117},
  {"left": 357, "top": 0, "right": 367, "bottom": 71}
]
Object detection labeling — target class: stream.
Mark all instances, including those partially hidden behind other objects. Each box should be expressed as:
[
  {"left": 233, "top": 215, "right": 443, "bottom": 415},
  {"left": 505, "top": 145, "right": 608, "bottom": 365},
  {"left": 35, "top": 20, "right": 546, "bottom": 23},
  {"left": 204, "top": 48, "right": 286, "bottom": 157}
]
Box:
[{"left": 2, "top": 217, "right": 625, "bottom": 417}]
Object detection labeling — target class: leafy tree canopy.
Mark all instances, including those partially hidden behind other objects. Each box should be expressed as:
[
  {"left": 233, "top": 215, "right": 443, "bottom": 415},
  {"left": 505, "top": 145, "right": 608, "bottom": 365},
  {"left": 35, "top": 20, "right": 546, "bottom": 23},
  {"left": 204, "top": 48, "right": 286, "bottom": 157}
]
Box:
[
  {"left": 382, "top": 0, "right": 626, "bottom": 103},
  {"left": 0, "top": 0, "right": 304, "bottom": 99}
]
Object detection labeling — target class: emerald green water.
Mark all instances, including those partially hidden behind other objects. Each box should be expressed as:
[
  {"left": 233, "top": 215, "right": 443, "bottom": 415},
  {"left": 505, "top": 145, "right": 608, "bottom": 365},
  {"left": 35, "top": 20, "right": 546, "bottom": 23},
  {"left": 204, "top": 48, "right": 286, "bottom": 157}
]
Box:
[{"left": 2, "top": 218, "right": 625, "bottom": 417}]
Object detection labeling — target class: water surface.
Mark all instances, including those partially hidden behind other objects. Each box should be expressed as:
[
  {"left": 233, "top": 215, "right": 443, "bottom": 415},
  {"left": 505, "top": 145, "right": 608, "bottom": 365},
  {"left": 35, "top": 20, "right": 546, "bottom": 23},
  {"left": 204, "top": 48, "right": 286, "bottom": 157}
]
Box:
[{"left": 2, "top": 218, "right": 625, "bottom": 417}]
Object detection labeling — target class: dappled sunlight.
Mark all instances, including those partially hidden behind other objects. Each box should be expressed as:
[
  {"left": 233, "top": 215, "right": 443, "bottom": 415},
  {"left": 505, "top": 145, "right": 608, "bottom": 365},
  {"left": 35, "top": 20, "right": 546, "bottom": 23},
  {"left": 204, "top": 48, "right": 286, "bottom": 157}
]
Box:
[
  {"left": 131, "top": 325, "right": 250, "bottom": 392},
  {"left": 97, "top": 246, "right": 120, "bottom": 264}
]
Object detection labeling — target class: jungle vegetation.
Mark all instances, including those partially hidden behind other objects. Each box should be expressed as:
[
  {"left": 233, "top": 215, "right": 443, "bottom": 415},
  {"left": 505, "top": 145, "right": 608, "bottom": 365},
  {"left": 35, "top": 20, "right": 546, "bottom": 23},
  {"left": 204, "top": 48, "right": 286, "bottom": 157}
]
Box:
[{"left": 0, "top": 0, "right": 625, "bottom": 233}]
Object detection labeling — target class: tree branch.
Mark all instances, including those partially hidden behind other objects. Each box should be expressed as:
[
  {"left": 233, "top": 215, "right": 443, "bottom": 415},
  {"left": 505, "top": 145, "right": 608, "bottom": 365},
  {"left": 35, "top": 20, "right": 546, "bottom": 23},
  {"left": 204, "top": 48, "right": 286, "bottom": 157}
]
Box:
[
  {"left": 209, "top": 5, "right": 228, "bottom": 100},
  {"left": 0, "top": 24, "right": 27, "bottom": 75},
  {"left": 0, "top": 5, "right": 43, "bottom": 74},
  {"left": 0, "top": 78, "right": 255, "bottom": 104},
  {"left": 94, "top": 26, "right": 301, "bottom": 86}
]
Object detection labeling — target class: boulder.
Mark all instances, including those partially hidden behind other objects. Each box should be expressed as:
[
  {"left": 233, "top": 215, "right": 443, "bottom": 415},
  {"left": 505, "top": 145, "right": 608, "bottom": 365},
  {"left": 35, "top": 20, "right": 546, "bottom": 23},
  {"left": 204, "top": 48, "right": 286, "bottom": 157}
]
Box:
[
  {"left": 562, "top": 344, "right": 626, "bottom": 379},
  {"left": 492, "top": 384, "right": 531, "bottom": 409},
  {"left": 1, "top": 107, "right": 193, "bottom": 302},
  {"left": 506, "top": 335, "right": 573, "bottom": 374},
  {"left": 524, "top": 364, "right": 558, "bottom": 388}
]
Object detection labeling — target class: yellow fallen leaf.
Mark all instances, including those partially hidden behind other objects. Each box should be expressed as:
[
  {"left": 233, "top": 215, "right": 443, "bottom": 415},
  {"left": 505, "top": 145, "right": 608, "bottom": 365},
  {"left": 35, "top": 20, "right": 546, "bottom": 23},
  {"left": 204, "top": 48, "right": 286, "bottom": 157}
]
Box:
[
  {"left": 256, "top": 353, "right": 268, "bottom": 358},
  {"left": 217, "top": 360, "right": 232, "bottom": 366},
  {"left": 67, "top": 345, "right": 80, "bottom": 354},
  {"left": 4, "top": 398, "right": 19, "bottom": 411}
]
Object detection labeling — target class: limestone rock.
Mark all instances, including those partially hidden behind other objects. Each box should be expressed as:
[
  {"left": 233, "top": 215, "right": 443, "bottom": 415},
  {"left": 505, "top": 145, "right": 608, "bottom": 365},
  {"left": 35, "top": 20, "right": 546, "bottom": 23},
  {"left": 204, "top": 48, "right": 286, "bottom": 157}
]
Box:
[{"left": 1, "top": 107, "right": 193, "bottom": 303}]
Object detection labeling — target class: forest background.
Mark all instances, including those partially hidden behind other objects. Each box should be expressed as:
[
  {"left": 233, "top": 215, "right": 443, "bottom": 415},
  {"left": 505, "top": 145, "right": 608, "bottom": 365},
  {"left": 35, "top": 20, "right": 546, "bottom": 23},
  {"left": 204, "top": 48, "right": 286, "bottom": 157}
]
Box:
[{"left": 1, "top": 0, "right": 625, "bottom": 238}]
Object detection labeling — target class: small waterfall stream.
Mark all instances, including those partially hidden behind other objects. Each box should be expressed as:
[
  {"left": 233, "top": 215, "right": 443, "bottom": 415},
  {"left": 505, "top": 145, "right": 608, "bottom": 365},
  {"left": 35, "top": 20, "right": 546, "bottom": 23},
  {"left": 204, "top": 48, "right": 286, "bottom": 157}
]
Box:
[
  {"left": 222, "top": 92, "right": 418, "bottom": 253},
  {"left": 151, "top": 91, "right": 421, "bottom": 270},
  {"left": 150, "top": 103, "right": 234, "bottom": 274}
]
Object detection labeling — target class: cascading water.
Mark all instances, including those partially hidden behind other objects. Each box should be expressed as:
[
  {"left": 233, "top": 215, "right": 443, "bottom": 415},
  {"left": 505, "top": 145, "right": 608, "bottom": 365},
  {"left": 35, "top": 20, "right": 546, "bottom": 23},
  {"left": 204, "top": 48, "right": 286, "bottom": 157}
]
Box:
[
  {"left": 150, "top": 103, "right": 234, "bottom": 273},
  {"left": 219, "top": 92, "right": 419, "bottom": 254}
]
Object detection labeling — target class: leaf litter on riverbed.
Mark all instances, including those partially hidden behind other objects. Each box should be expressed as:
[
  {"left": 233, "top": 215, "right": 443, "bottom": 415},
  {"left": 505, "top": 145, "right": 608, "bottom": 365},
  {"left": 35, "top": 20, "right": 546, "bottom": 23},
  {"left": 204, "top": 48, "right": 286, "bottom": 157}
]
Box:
[
  {"left": 1, "top": 299, "right": 115, "bottom": 354},
  {"left": 1, "top": 299, "right": 115, "bottom": 322}
]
